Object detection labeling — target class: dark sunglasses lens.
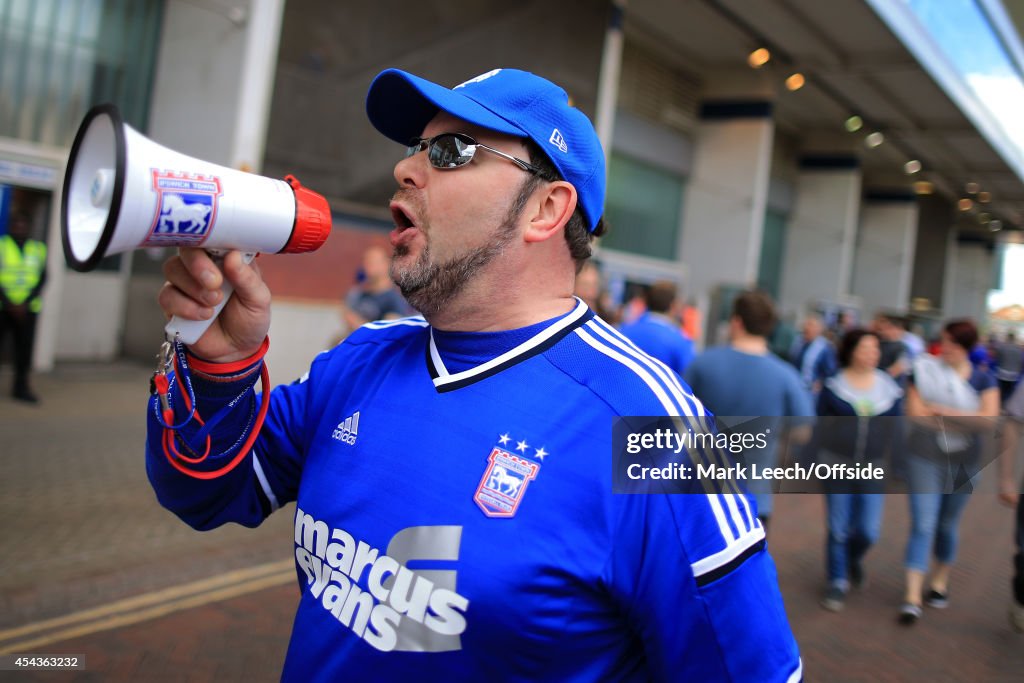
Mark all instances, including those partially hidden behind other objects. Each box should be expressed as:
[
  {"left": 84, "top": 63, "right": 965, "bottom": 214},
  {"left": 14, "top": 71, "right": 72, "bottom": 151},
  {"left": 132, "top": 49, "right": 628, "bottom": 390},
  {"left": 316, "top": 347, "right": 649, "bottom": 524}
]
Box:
[{"left": 429, "top": 135, "right": 474, "bottom": 168}]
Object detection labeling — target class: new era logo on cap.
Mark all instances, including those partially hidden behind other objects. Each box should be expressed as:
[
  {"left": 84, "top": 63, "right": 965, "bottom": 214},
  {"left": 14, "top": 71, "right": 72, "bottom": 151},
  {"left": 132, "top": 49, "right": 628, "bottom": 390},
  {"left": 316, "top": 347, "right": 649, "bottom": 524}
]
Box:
[
  {"left": 549, "top": 129, "right": 568, "bottom": 154},
  {"left": 455, "top": 69, "right": 502, "bottom": 89}
]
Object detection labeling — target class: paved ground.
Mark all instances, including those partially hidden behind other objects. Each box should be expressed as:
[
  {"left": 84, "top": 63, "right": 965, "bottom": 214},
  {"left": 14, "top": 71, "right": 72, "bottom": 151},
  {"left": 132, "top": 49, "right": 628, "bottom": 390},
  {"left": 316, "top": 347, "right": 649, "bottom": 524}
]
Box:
[{"left": 1, "top": 362, "right": 1023, "bottom": 682}]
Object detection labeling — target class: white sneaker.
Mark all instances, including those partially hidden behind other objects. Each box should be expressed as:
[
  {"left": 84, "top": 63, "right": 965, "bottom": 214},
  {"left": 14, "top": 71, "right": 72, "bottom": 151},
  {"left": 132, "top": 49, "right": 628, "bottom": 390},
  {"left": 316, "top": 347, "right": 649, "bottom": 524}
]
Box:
[{"left": 1011, "top": 601, "right": 1024, "bottom": 633}]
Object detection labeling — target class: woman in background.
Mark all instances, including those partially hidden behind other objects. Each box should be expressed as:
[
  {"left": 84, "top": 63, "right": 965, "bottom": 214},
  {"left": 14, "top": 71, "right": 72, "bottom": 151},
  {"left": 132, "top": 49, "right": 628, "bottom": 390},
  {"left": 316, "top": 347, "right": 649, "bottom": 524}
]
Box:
[
  {"left": 816, "top": 329, "right": 903, "bottom": 612},
  {"left": 899, "top": 319, "right": 999, "bottom": 625}
]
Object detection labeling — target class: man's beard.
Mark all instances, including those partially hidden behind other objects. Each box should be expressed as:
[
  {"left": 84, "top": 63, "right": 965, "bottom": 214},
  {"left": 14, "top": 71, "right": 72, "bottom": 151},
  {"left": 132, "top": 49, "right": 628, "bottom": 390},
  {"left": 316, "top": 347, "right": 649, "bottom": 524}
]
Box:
[{"left": 390, "top": 195, "right": 524, "bottom": 319}]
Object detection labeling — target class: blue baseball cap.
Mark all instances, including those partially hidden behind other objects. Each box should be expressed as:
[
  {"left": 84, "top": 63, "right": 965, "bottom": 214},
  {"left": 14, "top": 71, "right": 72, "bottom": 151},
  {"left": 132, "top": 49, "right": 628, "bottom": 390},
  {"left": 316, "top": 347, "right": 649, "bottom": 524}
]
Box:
[{"left": 366, "top": 68, "right": 606, "bottom": 233}]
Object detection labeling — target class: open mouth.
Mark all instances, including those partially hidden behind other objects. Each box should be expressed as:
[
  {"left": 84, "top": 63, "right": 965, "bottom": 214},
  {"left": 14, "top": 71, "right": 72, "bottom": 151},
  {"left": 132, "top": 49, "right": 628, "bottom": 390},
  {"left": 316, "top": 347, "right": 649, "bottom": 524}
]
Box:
[{"left": 390, "top": 203, "right": 416, "bottom": 231}]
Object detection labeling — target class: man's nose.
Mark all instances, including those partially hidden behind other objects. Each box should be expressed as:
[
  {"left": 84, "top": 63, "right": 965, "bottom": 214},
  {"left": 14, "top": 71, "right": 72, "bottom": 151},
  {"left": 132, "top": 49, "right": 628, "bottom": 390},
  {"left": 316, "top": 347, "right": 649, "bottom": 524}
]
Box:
[{"left": 394, "top": 149, "right": 426, "bottom": 189}]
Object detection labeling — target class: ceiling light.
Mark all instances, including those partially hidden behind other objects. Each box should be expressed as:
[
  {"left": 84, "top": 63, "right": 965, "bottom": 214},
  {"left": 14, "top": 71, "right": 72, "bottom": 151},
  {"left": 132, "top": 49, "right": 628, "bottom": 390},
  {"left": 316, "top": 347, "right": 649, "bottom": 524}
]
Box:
[
  {"left": 844, "top": 115, "right": 863, "bottom": 132},
  {"left": 977, "top": 212, "right": 991, "bottom": 224},
  {"left": 965, "top": 182, "right": 980, "bottom": 194},
  {"left": 864, "top": 131, "right": 885, "bottom": 148},
  {"left": 978, "top": 191, "right": 992, "bottom": 203},
  {"left": 989, "top": 219, "right": 1003, "bottom": 232},
  {"left": 904, "top": 160, "right": 922, "bottom": 174},
  {"left": 913, "top": 181, "right": 934, "bottom": 195},
  {"left": 785, "top": 73, "right": 805, "bottom": 91},
  {"left": 958, "top": 198, "right": 973, "bottom": 211},
  {"left": 748, "top": 48, "right": 771, "bottom": 68}
]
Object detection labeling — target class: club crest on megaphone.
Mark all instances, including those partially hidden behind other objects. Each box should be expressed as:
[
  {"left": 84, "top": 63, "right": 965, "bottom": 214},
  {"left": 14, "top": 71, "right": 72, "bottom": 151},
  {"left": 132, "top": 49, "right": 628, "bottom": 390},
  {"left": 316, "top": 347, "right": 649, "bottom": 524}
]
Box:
[{"left": 146, "top": 170, "right": 223, "bottom": 247}]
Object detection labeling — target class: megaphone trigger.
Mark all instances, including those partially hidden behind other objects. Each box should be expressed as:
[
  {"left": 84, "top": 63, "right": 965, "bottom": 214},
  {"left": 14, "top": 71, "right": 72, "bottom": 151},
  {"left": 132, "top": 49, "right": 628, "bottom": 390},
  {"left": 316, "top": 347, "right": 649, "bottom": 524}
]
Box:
[{"left": 165, "top": 249, "right": 256, "bottom": 345}]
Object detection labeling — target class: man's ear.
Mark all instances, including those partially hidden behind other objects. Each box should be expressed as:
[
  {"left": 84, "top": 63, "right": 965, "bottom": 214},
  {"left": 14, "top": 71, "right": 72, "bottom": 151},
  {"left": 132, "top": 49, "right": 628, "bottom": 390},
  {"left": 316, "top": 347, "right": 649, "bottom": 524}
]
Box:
[{"left": 524, "top": 181, "right": 577, "bottom": 243}]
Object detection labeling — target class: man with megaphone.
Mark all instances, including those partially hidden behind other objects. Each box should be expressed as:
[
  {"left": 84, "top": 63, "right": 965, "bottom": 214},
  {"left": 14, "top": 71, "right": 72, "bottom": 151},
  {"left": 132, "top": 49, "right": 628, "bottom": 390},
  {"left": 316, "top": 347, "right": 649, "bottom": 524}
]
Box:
[{"left": 145, "top": 68, "right": 802, "bottom": 681}]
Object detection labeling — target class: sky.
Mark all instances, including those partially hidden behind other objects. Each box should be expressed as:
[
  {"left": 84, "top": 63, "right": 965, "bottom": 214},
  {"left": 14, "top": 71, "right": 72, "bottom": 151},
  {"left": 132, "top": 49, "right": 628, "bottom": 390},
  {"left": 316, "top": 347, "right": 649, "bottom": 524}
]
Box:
[
  {"left": 906, "top": 0, "right": 1024, "bottom": 153},
  {"left": 905, "top": 0, "right": 1024, "bottom": 308},
  {"left": 990, "top": 242, "right": 1024, "bottom": 310}
]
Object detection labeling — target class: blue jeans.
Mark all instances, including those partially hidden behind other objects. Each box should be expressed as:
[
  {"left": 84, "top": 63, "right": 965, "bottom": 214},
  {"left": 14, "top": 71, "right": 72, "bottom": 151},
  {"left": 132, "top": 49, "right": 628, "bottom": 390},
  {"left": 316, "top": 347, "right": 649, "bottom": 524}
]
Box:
[
  {"left": 825, "top": 492, "right": 884, "bottom": 586},
  {"left": 904, "top": 453, "right": 975, "bottom": 572}
]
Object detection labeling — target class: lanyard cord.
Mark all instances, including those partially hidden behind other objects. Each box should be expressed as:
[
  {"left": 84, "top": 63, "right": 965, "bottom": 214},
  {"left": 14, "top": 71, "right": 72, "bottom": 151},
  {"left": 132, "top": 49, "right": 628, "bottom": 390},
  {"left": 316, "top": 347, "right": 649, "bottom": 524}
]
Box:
[
  {"left": 152, "top": 337, "right": 271, "bottom": 480},
  {"left": 152, "top": 339, "right": 199, "bottom": 430}
]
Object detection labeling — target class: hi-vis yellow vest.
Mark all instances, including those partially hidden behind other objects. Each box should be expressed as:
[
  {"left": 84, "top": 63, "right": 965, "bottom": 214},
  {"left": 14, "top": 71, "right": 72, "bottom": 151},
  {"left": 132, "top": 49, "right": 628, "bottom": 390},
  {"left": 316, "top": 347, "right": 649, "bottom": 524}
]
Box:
[{"left": 0, "top": 235, "right": 46, "bottom": 313}]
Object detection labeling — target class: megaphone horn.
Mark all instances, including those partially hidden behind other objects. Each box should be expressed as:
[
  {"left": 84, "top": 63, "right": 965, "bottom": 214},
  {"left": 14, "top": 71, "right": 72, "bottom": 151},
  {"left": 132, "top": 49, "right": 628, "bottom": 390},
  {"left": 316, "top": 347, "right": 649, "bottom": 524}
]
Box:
[{"left": 61, "top": 104, "right": 332, "bottom": 344}]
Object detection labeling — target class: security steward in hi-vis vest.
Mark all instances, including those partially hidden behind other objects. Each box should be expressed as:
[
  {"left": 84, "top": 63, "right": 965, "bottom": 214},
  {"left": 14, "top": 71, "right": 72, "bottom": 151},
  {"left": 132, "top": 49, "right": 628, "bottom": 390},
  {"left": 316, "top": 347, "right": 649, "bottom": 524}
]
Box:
[{"left": 0, "top": 211, "right": 47, "bottom": 403}]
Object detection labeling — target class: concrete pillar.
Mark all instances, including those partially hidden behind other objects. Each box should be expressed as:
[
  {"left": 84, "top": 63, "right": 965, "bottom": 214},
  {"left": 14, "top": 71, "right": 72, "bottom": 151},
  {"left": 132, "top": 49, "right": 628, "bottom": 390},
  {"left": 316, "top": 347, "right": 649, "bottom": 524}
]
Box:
[
  {"left": 228, "top": 0, "right": 288, "bottom": 173},
  {"left": 120, "top": 0, "right": 288, "bottom": 361},
  {"left": 851, "top": 189, "right": 919, "bottom": 315},
  {"left": 941, "top": 226, "right": 959, "bottom": 318},
  {"left": 677, "top": 99, "right": 774, "bottom": 308},
  {"left": 779, "top": 155, "right": 862, "bottom": 315},
  {"left": 945, "top": 238, "right": 995, "bottom": 322},
  {"left": 594, "top": 0, "right": 625, "bottom": 161},
  {"left": 148, "top": 0, "right": 286, "bottom": 169},
  {"left": 911, "top": 195, "right": 955, "bottom": 312}
]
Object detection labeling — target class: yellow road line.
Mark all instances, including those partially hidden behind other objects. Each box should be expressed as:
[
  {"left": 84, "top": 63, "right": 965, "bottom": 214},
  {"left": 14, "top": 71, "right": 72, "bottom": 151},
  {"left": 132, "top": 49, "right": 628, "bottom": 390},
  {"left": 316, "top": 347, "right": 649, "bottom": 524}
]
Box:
[
  {"left": 0, "top": 570, "right": 295, "bottom": 654},
  {"left": 0, "top": 559, "right": 294, "bottom": 646}
]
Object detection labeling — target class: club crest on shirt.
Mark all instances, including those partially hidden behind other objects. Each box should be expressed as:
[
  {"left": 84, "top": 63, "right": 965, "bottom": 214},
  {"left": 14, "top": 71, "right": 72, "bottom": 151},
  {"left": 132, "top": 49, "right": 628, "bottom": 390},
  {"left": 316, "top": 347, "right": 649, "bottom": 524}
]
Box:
[{"left": 474, "top": 446, "right": 540, "bottom": 518}]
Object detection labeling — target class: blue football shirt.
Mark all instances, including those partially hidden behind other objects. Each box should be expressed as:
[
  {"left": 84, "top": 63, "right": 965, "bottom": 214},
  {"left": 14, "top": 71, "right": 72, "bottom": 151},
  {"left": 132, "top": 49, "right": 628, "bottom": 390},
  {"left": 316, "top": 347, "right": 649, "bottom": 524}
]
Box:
[{"left": 147, "top": 300, "right": 802, "bottom": 682}]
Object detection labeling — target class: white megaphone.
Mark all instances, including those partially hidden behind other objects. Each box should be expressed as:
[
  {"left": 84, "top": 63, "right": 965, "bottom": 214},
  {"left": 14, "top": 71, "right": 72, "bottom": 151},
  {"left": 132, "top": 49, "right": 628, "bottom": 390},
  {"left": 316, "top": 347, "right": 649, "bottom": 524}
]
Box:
[{"left": 61, "top": 103, "right": 332, "bottom": 344}]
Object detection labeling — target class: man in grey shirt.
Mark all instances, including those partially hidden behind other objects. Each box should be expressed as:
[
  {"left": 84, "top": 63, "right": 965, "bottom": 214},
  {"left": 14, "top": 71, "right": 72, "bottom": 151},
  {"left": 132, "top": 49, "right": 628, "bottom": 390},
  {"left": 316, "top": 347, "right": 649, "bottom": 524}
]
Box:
[{"left": 343, "top": 245, "right": 411, "bottom": 332}]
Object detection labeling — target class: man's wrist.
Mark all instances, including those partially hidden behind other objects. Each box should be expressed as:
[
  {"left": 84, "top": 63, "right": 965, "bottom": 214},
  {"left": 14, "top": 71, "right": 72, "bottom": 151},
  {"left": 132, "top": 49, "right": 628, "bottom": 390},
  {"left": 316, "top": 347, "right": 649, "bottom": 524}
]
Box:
[{"left": 187, "top": 336, "right": 270, "bottom": 379}]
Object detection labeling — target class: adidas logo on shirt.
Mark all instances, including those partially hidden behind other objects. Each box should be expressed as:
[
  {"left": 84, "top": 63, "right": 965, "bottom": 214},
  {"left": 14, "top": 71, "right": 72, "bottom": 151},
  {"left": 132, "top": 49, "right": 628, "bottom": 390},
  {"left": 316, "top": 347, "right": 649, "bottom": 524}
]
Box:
[{"left": 332, "top": 411, "right": 360, "bottom": 445}]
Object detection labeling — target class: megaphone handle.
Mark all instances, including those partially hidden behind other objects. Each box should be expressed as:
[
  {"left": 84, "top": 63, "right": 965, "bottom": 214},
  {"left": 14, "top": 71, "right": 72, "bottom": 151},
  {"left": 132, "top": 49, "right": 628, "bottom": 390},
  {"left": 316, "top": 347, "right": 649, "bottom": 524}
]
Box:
[{"left": 165, "top": 250, "right": 257, "bottom": 345}]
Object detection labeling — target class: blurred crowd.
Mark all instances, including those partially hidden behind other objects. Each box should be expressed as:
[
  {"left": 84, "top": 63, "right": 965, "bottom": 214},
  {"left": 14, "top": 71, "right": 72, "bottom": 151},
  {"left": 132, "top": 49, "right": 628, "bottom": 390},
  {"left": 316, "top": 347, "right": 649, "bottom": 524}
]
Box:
[{"left": 570, "top": 259, "right": 1024, "bottom": 632}]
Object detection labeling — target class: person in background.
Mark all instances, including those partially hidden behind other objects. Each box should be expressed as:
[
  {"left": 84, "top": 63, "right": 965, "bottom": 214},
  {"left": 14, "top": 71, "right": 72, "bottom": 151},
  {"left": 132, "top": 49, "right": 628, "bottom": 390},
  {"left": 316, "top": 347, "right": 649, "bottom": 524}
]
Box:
[
  {"left": 0, "top": 210, "right": 46, "bottom": 403},
  {"left": 871, "top": 313, "right": 910, "bottom": 382},
  {"left": 999, "top": 379, "right": 1024, "bottom": 633},
  {"left": 573, "top": 260, "right": 614, "bottom": 322},
  {"left": 770, "top": 313, "right": 798, "bottom": 361},
  {"left": 899, "top": 319, "right": 1000, "bottom": 625},
  {"left": 342, "top": 245, "right": 411, "bottom": 332},
  {"left": 831, "top": 310, "right": 856, "bottom": 342},
  {"left": 995, "top": 331, "right": 1023, "bottom": 404},
  {"left": 686, "top": 290, "right": 815, "bottom": 532},
  {"left": 619, "top": 280, "right": 694, "bottom": 376},
  {"left": 815, "top": 329, "right": 903, "bottom": 612},
  {"left": 901, "top": 320, "right": 926, "bottom": 361},
  {"left": 789, "top": 314, "right": 838, "bottom": 397},
  {"left": 681, "top": 297, "right": 702, "bottom": 345},
  {"left": 970, "top": 338, "right": 993, "bottom": 374},
  {"left": 618, "top": 282, "right": 647, "bottom": 327}
]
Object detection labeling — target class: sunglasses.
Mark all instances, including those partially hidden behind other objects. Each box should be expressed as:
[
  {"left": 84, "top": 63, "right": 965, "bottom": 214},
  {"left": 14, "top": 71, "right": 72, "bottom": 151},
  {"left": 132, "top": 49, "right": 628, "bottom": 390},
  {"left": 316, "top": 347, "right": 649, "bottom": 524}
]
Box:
[{"left": 406, "top": 133, "right": 554, "bottom": 180}]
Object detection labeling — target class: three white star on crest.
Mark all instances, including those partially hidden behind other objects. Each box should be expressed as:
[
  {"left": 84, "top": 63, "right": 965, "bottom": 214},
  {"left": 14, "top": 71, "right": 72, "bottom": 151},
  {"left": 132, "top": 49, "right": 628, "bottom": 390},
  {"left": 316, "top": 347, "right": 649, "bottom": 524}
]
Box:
[{"left": 499, "top": 433, "right": 548, "bottom": 460}]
